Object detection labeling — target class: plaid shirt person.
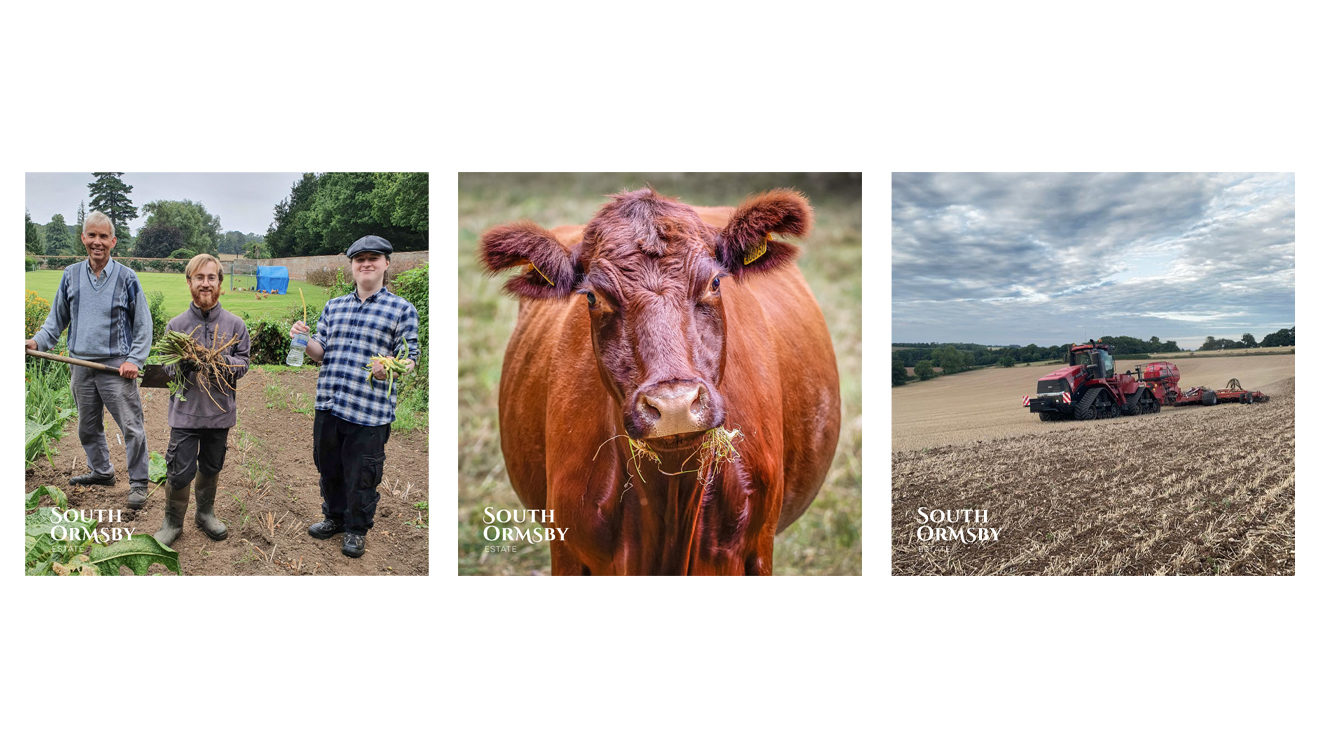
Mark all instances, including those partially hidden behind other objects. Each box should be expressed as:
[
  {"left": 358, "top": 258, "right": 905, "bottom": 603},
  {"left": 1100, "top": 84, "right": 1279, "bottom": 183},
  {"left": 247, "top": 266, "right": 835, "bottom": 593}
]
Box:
[{"left": 311, "top": 287, "right": 420, "bottom": 426}]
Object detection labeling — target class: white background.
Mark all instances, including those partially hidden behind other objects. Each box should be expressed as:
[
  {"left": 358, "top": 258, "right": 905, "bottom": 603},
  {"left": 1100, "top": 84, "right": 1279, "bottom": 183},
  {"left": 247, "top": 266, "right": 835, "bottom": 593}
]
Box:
[{"left": 2, "top": 2, "right": 1312, "bottom": 746}]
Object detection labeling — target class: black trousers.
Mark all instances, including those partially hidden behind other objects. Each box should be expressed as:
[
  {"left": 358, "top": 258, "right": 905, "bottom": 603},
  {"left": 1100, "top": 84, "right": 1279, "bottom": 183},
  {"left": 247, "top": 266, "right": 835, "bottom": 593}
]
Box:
[
  {"left": 165, "top": 428, "right": 230, "bottom": 489},
  {"left": 313, "top": 410, "right": 390, "bottom": 534}
]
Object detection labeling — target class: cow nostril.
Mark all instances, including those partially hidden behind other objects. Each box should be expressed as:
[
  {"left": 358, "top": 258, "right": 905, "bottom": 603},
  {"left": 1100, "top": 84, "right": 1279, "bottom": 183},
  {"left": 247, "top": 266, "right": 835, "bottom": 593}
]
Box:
[{"left": 642, "top": 402, "right": 661, "bottom": 419}]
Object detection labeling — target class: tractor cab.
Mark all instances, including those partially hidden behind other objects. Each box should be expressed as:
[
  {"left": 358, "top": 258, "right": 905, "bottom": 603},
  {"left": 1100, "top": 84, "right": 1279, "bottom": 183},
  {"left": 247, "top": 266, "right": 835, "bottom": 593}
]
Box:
[{"left": 1068, "top": 341, "right": 1115, "bottom": 380}]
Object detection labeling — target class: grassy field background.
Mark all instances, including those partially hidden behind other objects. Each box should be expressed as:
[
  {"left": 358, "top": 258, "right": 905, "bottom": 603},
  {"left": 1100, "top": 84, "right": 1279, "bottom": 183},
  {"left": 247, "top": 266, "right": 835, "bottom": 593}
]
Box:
[
  {"left": 25, "top": 269, "right": 334, "bottom": 325},
  {"left": 458, "top": 173, "right": 862, "bottom": 575}
]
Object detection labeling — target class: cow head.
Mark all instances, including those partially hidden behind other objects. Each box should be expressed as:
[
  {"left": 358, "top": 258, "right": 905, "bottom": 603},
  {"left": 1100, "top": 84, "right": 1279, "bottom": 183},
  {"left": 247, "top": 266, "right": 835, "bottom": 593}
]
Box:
[{"left": 481, "top": 188, "right": 813, "bottom": 443}]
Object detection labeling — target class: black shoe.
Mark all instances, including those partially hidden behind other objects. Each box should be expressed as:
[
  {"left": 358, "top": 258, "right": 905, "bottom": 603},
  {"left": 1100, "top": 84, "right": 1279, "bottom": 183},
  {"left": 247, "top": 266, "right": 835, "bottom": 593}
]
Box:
[
  {"left": 341, "top": 533, "right": 365, "bottom": 558},
  {"left": 126, "top": 484, "right": 149, "bottom": 510},
  {"left": 308, "top": 519, "right": 344, "bottom": 540},
  {"left": 70, "top": 472, "right": 116, "bottom": 487}
]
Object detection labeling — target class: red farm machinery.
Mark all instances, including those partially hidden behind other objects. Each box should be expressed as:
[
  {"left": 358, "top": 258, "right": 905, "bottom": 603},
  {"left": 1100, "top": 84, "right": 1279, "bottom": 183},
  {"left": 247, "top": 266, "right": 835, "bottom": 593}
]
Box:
[{"left": 1023, "top": 340, "right": 1270, "bottom": 422}]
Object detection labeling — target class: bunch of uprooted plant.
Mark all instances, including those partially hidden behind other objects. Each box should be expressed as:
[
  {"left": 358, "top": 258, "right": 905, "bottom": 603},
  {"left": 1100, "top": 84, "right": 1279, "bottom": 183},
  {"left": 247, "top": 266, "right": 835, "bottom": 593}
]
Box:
[
  {"left": 155, "top": 327, "right": 243, "bottom": 411},
  {"left": 596, "top": 427, "right": 744, "bottom": 492}
]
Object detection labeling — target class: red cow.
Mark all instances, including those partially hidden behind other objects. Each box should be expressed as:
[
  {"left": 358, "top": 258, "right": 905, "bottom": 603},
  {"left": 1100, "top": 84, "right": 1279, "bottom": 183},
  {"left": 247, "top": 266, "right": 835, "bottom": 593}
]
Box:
[{"left": 480, "top": 188, "right": 840, "bottom": 575}]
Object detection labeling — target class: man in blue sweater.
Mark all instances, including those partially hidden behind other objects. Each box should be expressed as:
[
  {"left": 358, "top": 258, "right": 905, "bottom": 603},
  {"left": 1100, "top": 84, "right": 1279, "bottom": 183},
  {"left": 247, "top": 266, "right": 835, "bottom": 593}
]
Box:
[{"left": 26, "top": 211, "right": 153, "bottom": 508}]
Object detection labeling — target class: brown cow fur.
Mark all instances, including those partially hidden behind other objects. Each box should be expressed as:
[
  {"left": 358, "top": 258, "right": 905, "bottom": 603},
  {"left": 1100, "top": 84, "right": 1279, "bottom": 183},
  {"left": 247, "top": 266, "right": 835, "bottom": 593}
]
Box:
[{"left": 480, "top": 188, "right": 840, "bottom": 575}]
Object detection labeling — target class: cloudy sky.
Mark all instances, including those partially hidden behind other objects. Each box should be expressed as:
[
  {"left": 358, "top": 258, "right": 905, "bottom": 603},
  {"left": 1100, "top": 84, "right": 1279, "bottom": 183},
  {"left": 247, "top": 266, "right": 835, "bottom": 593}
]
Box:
[
  {"left": 891, "top": 173, "right": 1295, "bottom": 348},
  {"left": 25, "top": 172, "right": 304, "bottom": 236}
]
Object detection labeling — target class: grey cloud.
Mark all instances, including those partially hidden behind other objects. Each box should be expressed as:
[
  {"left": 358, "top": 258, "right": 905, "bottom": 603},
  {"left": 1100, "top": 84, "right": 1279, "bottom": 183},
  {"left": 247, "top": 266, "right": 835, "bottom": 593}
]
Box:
[{"left": 892, "top": 172, "right": 1294, "bottom": 345}]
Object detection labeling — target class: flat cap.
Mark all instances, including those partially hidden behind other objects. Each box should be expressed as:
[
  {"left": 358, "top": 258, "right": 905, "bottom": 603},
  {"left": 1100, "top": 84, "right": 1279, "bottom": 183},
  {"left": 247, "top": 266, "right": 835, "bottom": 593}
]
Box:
[{"left": 346, "top": 235, "right": 393, "bottom": 258}]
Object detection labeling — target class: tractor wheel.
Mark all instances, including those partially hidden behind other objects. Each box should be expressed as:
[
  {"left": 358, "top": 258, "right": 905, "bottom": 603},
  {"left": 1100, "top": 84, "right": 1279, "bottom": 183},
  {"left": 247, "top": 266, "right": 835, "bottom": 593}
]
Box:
[
  {"left": 1038, "top": 412, "right": 1058, "bottom": 422},
  {"left": 1074, "top": 388, "right": 1101, "bottom": 420},
  {"left": 1148, "top": 394, "right": 1161, "bottom": 414},
  {"left": 1101, "top": 390, "right": 1120, "bottom": 418},
  {"left": 1243, "top": 393, "right": 1253, "bottom": 405},
  {"left": 1121, "top": 395, "right": 1140, "bottom": 416},
  {"left": 1201, "top": 390, "right": 1218, "bottom": 406}
]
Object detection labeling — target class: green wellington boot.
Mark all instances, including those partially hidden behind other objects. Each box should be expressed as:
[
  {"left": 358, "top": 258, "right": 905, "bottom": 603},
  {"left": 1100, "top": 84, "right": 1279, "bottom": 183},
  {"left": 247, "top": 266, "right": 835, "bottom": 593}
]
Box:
[
  {"left": 193, "top": 472, "right": 228, "bottom": 540},
  {"left": 153, "top": 482, "right": 190, "bottom": 547}
]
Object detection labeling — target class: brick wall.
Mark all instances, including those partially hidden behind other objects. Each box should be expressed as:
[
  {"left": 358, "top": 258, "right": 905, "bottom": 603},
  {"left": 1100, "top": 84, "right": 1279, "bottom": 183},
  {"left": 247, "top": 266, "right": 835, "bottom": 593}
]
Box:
[{"left": 245, "top": 250, "right": 429, "bottom": 280}]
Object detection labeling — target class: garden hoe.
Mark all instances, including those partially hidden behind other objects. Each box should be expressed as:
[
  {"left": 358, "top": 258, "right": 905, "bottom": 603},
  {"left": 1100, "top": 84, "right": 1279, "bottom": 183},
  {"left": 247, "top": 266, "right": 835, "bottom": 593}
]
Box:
[{"left": 26, "top": 348, "right": 171, "bottom": 388}]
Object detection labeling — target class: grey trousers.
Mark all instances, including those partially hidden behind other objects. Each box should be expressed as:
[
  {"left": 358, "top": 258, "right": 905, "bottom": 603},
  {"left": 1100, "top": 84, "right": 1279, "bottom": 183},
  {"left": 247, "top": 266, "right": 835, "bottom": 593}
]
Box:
[{"left": 70, "top": 364, "right": 149, "bottom": 485}]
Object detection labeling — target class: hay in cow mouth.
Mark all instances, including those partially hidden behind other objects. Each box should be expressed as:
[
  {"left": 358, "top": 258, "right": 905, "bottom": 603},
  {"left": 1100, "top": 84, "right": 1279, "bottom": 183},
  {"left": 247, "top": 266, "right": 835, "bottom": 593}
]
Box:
[{"left": 594, "top": 428, "right": 742, "bottom": 487}]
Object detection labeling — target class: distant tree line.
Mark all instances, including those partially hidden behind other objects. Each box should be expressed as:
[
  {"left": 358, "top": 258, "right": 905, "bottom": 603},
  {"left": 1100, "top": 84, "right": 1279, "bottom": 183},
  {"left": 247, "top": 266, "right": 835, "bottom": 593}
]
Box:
[
  {"left": 894, "top": 336, "right": 1183, "bottom": 369},
  {"left": 894, "top": 330, "right": 1296, "bottom": 386},
  {"left": 265, "top": 172, "right": 428, "bottom": 258},
  {"left": 1199, "top": 328, "right": 1294, "bottom": 350}
]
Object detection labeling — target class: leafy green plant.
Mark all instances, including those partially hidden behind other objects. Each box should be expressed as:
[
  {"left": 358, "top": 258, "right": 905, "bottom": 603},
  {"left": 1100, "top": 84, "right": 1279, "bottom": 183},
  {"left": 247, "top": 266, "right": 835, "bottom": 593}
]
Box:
[
  {"left": 148, "top": 290, "right": 167, "bottom": 344},
  {"left": 25, "top": 355, "right": 75, "bottom": 467},
  {"left": 26, "top": 290, "right": 51, "bottom": 338},
  {"left": 149, "top": 452, "right": 168, "bottom": 483},
  {"left": 25, "top": 498, "right": 180, "bottom": 576},
  {"left": 26, "top": 485, "right": 68, "bottom": 511},
  {"left": 389, "top": 263, "right": 428, "bottom": 430},
  {"left": 405, "top": 501, "right": 429, "bottom": 529},
  {"left": 328, "top": 268, "right": 354, "bottom": 298},
  {"left": 263, "top": 382, "right": 287, "bottom": 410}
]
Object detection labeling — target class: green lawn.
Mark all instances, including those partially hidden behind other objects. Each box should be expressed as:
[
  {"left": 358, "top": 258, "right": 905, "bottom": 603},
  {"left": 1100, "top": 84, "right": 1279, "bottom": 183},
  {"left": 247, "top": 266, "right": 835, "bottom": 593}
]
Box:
[{"left": 25, "top": 270, "right": 335, "bottom": 324}]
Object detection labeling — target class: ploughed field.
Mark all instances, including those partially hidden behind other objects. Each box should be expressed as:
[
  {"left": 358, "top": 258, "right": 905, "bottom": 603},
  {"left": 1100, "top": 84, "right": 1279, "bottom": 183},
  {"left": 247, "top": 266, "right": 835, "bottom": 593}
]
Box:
[
  {"left": 25, "top": 367, "right": 429, "bottom": 576},
  {"left": 892, "top": 355, "right": 1294, "bottom": 575}
]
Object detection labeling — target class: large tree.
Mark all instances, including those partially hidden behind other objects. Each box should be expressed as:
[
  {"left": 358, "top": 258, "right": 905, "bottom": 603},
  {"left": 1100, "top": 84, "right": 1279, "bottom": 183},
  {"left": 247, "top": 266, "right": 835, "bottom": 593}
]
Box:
[
  {"left": 134, "top": 223, "right": 186, "bottom": 258},
  {"left": 1260, "top": 327, "right": 1295, "bottom": 347},
  {"left": 266, "top": 172, "right": 428, "bottom": 257},
  {"left": 45, "top": 214, "right": 75, "bottom": 254},
  {"left": 87, "top": 172, "right": 138, "bottom": 246},
  {"left": 265, "top": 173, "right": 320, "bottom": 257},
  {"left": 138, "top": 199, "right": 221, "bottom": 256},
  {"left": 931, "top": 344, "right": 966, "bottom": 373},
  {"left": 217, "top": 230, "right": 261, "bottom": 255},
  {"left": 25, "top": 210, "right": 44, "bottom": 254},
  {"left": 241, "top": 240, "right": 266, "bottom": 259}
]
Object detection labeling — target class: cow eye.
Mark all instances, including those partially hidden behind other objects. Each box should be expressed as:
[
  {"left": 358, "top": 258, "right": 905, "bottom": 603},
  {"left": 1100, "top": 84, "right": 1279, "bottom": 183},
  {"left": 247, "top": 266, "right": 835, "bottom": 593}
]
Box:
[
  {"left": 586, "top": 291, "right": 597, "bottom": 308},
  {"left": 711, "top": 277, "right": 720, "bottom": 292}
]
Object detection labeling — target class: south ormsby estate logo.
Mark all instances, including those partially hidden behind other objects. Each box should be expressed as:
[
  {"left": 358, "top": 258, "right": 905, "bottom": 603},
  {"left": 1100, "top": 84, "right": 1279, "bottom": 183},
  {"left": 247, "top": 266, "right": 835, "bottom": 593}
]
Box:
[{"left": 482, "top": 508, "right": 568, "bottom": 554}]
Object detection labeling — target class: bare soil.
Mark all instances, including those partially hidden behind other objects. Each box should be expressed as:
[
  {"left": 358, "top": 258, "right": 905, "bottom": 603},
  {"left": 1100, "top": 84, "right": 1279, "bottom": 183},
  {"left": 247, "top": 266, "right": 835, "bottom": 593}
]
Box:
[
  {"left": 25, "top": 367, "right": 429, "bottom": 576},
  {"left": 892, "top": 376, "right": 1294, "bottom": 576}
]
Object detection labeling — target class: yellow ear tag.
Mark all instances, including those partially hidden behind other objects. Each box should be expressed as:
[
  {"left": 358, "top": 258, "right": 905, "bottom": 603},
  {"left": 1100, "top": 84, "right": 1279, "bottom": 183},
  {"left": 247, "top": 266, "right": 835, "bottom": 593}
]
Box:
[
  {"left": 525, "top": 261, "right": 554, "bottom": 286},
  {"left": 744, "top": 234, "right": 771, "bottom": 265}
]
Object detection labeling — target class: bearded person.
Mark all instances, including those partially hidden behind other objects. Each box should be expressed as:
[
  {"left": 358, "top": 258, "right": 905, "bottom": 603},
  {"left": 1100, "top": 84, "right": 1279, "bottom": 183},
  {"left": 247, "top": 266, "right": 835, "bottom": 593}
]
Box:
[{"left": 154, "top": 254, "right": 251, "bottom": 548}]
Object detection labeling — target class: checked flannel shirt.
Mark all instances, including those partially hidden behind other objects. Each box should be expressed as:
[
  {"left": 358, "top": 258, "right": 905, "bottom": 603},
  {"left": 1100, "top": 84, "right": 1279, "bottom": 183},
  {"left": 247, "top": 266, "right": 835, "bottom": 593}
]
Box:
[{"left": 311, "top": 286, "right": 421, "bottom": 426}]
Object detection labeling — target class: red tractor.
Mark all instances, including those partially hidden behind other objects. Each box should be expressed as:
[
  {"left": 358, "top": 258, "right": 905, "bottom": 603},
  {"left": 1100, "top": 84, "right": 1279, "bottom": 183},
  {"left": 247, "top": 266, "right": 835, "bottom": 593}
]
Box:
[{"left": 1023, "top": 340, "right": 1162, "bottom": 421}]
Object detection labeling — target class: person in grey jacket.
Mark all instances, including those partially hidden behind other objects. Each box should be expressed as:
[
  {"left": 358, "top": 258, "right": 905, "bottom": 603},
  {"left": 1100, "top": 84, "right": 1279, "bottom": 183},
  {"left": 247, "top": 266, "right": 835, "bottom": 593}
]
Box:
[
  {"left": 153, "top": 254, "right": 251, "bottom": 547},
  {"left": 25, "top": 211, "right": 153, "bottom": 508}
]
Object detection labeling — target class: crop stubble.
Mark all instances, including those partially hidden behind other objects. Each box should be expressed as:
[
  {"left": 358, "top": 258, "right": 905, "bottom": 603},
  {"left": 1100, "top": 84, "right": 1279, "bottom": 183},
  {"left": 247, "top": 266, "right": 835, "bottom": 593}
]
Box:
[{"left": 892, "top": 355, "right": 1294, "bottom": 575}]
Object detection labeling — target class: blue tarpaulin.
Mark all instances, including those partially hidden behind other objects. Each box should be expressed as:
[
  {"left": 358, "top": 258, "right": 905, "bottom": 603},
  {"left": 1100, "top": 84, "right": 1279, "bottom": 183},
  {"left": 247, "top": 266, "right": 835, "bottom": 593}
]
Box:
[{"left": 255, "top": 266, "right": 289, "bottom": 294}]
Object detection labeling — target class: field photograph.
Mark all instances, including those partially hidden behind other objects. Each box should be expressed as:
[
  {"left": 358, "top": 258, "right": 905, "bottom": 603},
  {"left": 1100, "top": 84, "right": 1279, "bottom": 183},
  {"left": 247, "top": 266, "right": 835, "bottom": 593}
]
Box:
[
  {"left": 891, "top": 173, "right": 1295, "bottom": 575},
  {"left": 459, "top": 173, "right": 861, "bottom": 575},
  {"left": 24, "top": 172, "right": 430, "bottom": 576}
]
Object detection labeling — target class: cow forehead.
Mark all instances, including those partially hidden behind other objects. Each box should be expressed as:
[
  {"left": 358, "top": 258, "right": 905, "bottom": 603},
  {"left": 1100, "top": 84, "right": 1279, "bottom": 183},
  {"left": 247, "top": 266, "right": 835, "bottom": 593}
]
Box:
[{"left": 583, "top": 189, "right": 713, "bottom": 260}]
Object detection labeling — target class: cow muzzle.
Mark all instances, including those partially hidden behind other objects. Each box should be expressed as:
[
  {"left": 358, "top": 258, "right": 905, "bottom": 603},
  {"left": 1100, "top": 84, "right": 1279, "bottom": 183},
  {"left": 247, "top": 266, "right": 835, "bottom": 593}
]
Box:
[{"left": 630, "top": 380, "right": 721, "bottom": 439}]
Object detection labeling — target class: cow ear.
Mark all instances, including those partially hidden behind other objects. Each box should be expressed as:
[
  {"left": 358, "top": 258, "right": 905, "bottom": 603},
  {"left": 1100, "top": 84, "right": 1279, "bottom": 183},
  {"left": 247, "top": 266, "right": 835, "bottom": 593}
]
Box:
[
  {"left": 480, "top": 221, "right": 580, "bottom": 299},
  {"left": 718, "top": 189, "right": 813, "bottom": 275}
]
